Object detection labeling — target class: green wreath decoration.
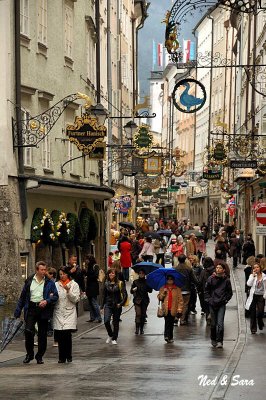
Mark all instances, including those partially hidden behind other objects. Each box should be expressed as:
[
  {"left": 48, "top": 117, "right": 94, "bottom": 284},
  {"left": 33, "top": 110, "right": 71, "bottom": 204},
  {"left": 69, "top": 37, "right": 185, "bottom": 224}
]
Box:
[
  {"left": 66, "top": 213, "right": 83, "bottom": 245},
  {"left": 79, "top": 208, "right": 98, "bottom": 244},
  {"left": 51, "top": 210, "right": 70, "bottom": 245},
  {"left": 30, "top": 208, "right": 54, "bottom": 244}
]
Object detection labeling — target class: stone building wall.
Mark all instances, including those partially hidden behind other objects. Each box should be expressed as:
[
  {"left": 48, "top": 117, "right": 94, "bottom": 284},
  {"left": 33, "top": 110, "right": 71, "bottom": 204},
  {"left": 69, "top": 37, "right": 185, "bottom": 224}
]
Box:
[{"left": 0, "top": 178, "right": 25, "bottom": 302}]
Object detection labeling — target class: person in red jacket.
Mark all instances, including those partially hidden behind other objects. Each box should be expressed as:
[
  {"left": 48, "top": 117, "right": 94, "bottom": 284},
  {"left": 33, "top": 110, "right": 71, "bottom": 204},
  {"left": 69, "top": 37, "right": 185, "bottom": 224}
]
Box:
[{"left": 117, "top": 231, "right": 132, "bottom": 281}]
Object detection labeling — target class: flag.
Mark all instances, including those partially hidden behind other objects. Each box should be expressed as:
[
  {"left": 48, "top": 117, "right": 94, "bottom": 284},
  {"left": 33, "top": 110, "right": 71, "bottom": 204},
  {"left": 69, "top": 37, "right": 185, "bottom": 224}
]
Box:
[
  {"left": 190, "top": 41, "right": 196, "bottom": 61},
  {"left": 157, "top": 43, "right": 163, "bottom": 67},
  {"left": 152, "top": 40, "right": 157, "bottom": 70},
  {"left": 183, "top": 39, "right": 191, "bottom": 63}
]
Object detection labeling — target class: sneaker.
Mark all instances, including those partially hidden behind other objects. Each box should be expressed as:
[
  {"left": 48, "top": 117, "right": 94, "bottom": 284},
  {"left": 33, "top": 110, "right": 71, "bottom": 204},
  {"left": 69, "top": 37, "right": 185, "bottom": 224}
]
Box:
[
  {"left": 211, "top": 340, "right": 217, "bottom": 347},
  {"left": 111, "top": 340, "right": 117, "bottom": 345},
  {"left": 168, "top": 339, "right": 174, "bottom": 343},
  {"left": 216, "top": 342, "right": 223, "bottom": 348},
  {"left": 95, "top": 319, "right": 102, "bottom": 323},
  {"left": 106, "top": 337, "right": 112, "bottom": 344},
  {"left": 201, "top": 311, "right": 205, "bottom": 315},
  {"left": 190, "top": 310, "right": 197, "bottom": 315},
  {"left": 34, "top": 342, "right": 38, "bottom": 346},
  {"left": 53, "top": 342, "right": 58, "bottom": 347},
  {"left": 164, "top": 337, "right": 169, "bottom": 343}
]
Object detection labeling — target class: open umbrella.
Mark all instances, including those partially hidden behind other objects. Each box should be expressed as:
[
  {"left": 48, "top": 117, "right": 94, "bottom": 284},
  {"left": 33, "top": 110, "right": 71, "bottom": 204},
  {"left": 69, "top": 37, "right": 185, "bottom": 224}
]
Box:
[
  {"left": 146, "top": 268, "right": 185, "bottom": 291},
  {"left": 183, "top": 230, "right": 203, "bottom": 238},
  {"left": 119, "top": 222, "right": 135, "bottom": 230},
  {"left": 157, "top": 229, "right": 173, "bottom": 236},
  {"left": 132, "top": 262, "right": 161, "bottom": 275},
  {"left": 144, "top": 231, "right": 160, "bottom": 239},
  {"left": 0, "top": 317, "right": 24, "bottom": 353}
]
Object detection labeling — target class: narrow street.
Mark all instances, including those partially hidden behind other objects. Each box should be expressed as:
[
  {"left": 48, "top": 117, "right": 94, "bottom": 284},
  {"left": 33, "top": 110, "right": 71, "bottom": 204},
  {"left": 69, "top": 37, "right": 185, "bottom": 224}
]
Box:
[{"left": 0, "top": 241, "right": 264, "bottom": 400}]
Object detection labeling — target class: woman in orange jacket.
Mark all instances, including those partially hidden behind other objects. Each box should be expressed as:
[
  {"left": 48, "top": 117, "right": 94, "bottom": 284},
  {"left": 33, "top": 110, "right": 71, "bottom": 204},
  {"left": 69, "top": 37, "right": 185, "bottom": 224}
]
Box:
[{"left": 158, "top": 274, "right": 183, "bottom": 343}]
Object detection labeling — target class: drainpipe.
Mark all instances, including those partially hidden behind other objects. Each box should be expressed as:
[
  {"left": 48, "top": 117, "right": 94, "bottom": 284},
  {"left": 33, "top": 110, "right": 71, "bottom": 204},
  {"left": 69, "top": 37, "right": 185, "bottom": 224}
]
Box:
[
  {"left": 15, "top": 0, "right": 27, "bottom": 222},
  {"left": 95, "top": 0, "right": 103, "bottom": 186},
  {"left": 207, "top": 15, "right": 214, "bottom": 227},
  {"left": 107, "top": 1, "right": 112, "bottom": 187}
]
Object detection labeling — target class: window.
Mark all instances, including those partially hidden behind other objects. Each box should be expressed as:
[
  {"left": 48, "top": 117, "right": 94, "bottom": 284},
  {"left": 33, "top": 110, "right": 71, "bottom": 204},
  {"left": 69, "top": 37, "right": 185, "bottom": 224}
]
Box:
[
  {"left": 21, "top": 110, "right": 33, "bottom": 167},
  {"left": 121, "top": 54, "right": 129, "bottom": 86},
  {"left": 38, "top": 0, "right": 47, "bottom": 45},
  {"left": 20, "top": 0, "right": 29, "bottom": 36},
  {"left": 41, "top": 133, "right": 51, "bottom": 169},
  {"left": 87, "top": 29, "right": 95, "bottom": 84},
  {"left": 65, "top": 1, "right": 74, "bottom": 59}
]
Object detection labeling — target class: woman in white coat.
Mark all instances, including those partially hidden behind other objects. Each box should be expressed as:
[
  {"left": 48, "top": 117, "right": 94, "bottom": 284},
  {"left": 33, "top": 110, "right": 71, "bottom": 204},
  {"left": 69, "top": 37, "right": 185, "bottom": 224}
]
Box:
[
  {"left": 53, "top": 266, "right": 80, "bottom": 363},
  {"left": 245, "top": 263, "right": 266, "bottom": 334}
]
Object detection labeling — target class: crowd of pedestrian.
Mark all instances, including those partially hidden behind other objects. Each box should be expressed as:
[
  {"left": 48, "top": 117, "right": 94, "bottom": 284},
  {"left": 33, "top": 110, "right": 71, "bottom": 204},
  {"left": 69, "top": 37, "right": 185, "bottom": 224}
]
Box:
[{"left": 13, "top": 217, "right": 266, "bottom": 365}]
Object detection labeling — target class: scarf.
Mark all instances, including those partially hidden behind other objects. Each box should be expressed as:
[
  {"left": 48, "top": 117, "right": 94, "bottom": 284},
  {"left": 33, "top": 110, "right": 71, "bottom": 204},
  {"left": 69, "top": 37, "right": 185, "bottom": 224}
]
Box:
[
  {"left": 165, "top": 284, "right": 177, "bottom": 310},
  {"left": 60, "top": 278, "right": 71, "bottom": 287}
]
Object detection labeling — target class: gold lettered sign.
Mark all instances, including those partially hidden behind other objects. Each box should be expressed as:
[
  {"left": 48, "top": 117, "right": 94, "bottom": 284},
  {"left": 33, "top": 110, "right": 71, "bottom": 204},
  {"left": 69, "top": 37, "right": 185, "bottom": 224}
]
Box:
[
  {"left": 144, "top": 156, "right": 162, "bottom": 174},
  {"left": 66, "top": 112, "right": 107, "bottom": 154}
]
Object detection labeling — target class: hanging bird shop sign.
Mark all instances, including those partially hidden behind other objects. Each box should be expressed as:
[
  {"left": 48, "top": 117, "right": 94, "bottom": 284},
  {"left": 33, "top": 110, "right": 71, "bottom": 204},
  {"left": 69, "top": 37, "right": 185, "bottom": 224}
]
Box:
[
  {"left": 172, "top": 78, "right": 207, "bottom": 114},
  {"left": 66, "top": 113, "right": 107, "bottom": 155}
]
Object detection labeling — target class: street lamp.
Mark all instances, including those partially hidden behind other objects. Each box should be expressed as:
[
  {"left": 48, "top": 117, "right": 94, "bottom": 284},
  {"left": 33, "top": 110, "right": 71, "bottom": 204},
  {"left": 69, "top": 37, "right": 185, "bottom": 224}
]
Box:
[
  {"left": 88, "top": 103, "right": 109, "bottom": 126},
  {"left": 123, "top": 120, "right": 138, "bottom": 142}
]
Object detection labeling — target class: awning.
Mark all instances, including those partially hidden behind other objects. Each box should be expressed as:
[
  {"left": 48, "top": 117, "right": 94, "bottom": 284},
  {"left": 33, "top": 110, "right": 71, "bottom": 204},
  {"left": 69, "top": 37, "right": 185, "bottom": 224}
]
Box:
[{"left": 22, "top": 175, "right": 115, "bottom": 200}]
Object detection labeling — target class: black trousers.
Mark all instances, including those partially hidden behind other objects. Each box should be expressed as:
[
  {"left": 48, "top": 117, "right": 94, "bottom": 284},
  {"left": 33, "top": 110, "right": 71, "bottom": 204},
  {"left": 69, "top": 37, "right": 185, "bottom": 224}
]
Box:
[
  {"left": 134, "top": 302, "right": 148, "bottom": 326},
  {"left": 55, "top": 330, "right": 72, "bottom": 361},
  {"left": 249, "top": 294, "right": 265, "bottom": 332},
  {"left": 156, "top": 253, "right": 165, "bottom": 267},
  {"left": 25, "top": 303, "right": 48, "bottom": 359},
  {"left": 164, "top": 311, "right": 175, "bottom": 340}
]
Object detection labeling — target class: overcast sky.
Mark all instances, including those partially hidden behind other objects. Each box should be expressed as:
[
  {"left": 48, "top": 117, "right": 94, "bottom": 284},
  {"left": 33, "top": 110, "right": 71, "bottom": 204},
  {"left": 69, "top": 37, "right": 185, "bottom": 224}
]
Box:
[{"left": 138, "top": 0, "right": 201, "bottom": 96}]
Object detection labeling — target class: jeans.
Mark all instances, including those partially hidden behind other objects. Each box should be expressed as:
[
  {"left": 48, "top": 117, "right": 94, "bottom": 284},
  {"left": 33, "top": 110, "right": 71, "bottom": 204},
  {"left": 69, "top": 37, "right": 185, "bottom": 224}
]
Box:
[
  {"left": 164, "top": 311, "right": 175, "bottom": 340},
  {"left": 55, "top": 329, "right": 72, "bottom": 361},
  {"left": 249, "top": 294, "right": 265, "bottom": 332},
  {"left": 88, "top": 296, "right": 102, "bottom": 321},
  {"left": 104, "top": 305, "right": 121, "bottom": 340},
  {"left": 209, "top": 304, "right": 226, "bottom": 343},
  {"left": 25, "top": 303, "right": 48, "bottom": 359},
  {"left": 122, "top": 268, "right": 130, "bottom": 281}
]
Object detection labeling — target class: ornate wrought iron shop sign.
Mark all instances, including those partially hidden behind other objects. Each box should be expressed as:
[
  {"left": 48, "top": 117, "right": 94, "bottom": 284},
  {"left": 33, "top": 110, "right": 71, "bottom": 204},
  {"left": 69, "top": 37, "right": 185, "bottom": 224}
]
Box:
[{"left": 66, "top": 113, "right": 107, "bottom": 157}]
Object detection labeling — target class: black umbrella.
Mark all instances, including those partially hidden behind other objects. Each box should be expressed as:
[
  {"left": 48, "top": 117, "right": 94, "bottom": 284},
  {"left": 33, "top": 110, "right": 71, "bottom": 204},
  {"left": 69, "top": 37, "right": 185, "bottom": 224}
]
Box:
[
  {"left": 0, "top": 317, "right": 24, "bottom": 353},
  {"left": 119, "top": 222, "right": 135, "bottom": 230},
  {"left": 157, "top": 229, "right": 173, "bottom": 237},
  {"left": 144, "top": 231, "right": 160, "bottom": 239},
  {"left": 183, "top": 230, "right": 203, "bottom": 238}
]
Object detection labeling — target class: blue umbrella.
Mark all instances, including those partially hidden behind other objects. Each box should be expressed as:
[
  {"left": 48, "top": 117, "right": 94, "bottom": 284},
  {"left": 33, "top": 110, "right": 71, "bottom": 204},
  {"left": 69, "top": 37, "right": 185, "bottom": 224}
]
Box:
[
  {"left": 146, "top": 268, "right": 185, "bottom": 291},
  {"left": 132, "top": 262, "right": 161, "bottom": 275},
  {"left": 157, "top": 230, "right": 173, "bottom": 236}
]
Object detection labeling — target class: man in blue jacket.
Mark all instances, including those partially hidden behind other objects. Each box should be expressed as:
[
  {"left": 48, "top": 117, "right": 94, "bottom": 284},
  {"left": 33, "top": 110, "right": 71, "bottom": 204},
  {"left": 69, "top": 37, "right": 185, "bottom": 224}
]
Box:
[{"left": 14, "top": 261, "right": 58, "bottom": 364}]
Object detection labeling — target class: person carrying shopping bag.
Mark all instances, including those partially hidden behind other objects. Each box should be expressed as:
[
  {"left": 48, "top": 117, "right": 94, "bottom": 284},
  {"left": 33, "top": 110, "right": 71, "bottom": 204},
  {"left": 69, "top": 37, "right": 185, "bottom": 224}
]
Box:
[{"left": 158, "top": 274, "right": 183, "bottom": 343}]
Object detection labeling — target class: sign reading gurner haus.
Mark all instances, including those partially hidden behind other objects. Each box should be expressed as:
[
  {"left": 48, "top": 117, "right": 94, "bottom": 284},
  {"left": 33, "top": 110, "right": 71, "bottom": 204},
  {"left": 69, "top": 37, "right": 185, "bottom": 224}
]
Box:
[{"left": 66, "top": 113, "right": 107, "bottom": 154}]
